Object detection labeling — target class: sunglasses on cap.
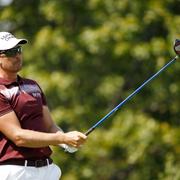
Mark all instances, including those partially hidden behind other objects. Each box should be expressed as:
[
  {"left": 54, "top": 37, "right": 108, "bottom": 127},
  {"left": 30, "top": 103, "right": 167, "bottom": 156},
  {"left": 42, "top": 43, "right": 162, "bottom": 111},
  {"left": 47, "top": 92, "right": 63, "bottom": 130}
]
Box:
[{"left": 0, "top": 46, "right": 22, "bottom": 57}]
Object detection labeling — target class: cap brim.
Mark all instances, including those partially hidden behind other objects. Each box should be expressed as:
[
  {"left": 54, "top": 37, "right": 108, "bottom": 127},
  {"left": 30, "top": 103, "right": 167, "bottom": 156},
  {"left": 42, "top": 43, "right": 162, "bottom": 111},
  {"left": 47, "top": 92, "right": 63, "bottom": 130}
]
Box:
[
  {"left": 17, "top": 39, "right": 28, "bottom": 45},
  {"left": 0, "top": 38, "right": 28, "bottom": 50},
  {"left": 10, "top": 39, "right": 28, "bottom": 49}
]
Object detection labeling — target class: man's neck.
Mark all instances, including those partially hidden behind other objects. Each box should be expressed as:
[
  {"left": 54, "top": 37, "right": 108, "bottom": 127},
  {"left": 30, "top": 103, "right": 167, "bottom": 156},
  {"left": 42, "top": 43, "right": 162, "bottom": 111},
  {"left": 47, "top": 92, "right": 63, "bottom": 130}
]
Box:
[{"left": 0, "top": 71, "right": 18, "bottom": 81}]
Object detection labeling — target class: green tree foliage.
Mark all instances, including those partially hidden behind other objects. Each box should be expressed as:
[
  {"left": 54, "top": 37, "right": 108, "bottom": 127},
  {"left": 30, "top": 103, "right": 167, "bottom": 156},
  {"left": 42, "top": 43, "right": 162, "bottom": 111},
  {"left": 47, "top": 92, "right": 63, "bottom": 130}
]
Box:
[{"left": 0, "top": 0, "right": 179, "bottom": 179}]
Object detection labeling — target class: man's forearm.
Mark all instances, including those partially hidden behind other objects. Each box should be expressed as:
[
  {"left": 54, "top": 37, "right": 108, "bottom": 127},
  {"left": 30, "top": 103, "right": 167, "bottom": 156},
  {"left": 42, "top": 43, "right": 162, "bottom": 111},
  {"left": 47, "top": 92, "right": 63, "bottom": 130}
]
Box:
[{"left": 14, "top": 129, "right": 65, "bottom": 148}]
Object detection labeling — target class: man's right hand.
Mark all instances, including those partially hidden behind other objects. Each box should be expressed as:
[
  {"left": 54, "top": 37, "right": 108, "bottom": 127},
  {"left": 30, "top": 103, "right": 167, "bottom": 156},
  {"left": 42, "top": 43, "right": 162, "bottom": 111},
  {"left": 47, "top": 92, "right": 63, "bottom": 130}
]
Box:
[{"left": 62, "top": 131, "right": 87, "bottom": 148}]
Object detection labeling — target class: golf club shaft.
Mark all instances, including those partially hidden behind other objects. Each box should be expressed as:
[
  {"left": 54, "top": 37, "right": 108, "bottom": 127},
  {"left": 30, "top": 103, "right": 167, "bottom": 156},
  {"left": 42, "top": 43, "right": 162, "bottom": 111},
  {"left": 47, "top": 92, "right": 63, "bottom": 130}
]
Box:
[{"left": 85, "top": 56, "right": 178, "bottom": 136}]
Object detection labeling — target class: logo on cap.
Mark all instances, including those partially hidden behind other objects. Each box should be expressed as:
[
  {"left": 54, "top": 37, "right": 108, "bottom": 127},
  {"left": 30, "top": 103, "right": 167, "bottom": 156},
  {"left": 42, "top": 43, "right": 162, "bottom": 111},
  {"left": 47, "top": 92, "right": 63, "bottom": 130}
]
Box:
[{"left": 0, "top": 33, "right": 15, "bottom": 41}]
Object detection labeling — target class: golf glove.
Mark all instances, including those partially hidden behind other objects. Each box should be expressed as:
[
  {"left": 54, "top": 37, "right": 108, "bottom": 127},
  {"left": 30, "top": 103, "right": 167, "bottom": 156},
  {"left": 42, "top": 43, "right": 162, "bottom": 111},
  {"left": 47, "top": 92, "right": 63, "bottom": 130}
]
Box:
[{"left": 60, "top": 144, "right": 78, "bottom": 153}]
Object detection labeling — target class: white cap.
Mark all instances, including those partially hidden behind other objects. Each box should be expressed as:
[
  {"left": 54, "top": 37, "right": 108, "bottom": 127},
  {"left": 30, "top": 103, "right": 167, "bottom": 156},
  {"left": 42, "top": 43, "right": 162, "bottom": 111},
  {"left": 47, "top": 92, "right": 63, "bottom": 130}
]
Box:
[{"left": 0, "top": 32, "right": 28, "bottom": 51}]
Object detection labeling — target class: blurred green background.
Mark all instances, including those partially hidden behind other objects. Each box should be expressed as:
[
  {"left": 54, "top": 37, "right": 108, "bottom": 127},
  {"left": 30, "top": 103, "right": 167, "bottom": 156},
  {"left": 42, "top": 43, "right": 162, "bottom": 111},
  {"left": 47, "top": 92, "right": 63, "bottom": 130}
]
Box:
[{"left": 0, "top": 0, "right": 179, "bottom": 179}]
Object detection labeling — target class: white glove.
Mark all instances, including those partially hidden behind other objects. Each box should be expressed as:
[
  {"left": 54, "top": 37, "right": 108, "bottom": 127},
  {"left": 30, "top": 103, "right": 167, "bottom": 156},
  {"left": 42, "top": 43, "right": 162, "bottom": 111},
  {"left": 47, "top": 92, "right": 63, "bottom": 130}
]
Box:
[{"left": 60, "top": 144, "right": 78, "bottom": 153}]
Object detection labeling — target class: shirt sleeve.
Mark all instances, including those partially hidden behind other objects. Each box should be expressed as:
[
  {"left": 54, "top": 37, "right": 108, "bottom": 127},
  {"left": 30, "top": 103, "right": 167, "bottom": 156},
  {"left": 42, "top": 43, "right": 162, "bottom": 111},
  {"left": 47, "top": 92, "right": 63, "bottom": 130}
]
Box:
[
  {"left": 41, "top": 91, "right": 47, "bottom": 106},
  {"left": 33, "top": 81, "right": 47, "bottom": 106},
  {"left": 0, "top": 93, "right": 13, "bottom": 117}
]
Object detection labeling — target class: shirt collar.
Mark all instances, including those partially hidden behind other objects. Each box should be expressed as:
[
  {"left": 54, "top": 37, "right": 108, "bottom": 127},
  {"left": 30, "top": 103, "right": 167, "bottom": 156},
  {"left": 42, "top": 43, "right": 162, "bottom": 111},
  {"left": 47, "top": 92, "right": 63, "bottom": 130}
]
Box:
[{"left": 0, "top": 75, "right": 22, "bottom": 85}]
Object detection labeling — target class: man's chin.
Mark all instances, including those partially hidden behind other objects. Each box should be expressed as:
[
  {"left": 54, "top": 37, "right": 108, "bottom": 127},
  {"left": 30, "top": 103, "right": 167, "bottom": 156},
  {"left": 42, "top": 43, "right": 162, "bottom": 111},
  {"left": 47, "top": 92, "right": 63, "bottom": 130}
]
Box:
[{"left": 10, "top": 66, "right": 22, "bottom": 73}]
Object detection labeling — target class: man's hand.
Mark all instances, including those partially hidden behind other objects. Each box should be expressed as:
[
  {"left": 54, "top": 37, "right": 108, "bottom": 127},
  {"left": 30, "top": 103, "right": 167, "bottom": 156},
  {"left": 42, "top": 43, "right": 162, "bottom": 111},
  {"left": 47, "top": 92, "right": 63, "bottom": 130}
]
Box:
[{"left": 62, "top": 131, "right": 87, "bottom": 148}]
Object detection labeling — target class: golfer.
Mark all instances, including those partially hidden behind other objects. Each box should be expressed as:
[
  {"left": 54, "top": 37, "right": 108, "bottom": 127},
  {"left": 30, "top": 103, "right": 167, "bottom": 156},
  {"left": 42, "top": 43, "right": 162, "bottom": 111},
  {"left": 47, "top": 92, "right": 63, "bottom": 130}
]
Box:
[{"left": 0, "top": 32, "right": 87, "bottom": 180}]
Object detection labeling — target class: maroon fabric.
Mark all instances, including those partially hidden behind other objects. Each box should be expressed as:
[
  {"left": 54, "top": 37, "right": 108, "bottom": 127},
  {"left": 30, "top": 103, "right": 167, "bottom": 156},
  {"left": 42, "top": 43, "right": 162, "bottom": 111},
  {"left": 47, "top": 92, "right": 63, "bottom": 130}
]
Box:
[{"left": 0, "top": 75, "right": 52, "bottom": 162}]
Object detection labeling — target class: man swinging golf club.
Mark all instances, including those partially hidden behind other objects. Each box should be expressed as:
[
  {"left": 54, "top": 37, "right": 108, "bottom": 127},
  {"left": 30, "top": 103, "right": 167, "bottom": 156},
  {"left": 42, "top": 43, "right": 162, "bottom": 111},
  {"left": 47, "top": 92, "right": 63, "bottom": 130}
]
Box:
[
  {"left": 0, "top": 32, "right": 87, "bottom": 180},
  {"left": 0, "top": 31, "right": 178, "bottom": 180}
]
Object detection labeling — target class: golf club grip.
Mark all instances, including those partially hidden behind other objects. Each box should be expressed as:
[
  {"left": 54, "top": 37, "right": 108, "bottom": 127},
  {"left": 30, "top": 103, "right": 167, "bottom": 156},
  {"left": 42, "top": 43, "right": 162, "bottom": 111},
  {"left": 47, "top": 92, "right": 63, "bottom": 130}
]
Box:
[{"left": 85, "top": 127, "right": 95, "bottom": 136}]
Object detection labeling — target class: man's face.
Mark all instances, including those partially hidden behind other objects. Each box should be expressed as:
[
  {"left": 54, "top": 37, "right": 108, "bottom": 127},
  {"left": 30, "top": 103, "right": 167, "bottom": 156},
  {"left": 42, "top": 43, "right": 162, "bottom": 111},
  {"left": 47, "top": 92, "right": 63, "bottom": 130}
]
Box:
[{"left": 0, "top": 46, "right": 23, "bottom": 73}]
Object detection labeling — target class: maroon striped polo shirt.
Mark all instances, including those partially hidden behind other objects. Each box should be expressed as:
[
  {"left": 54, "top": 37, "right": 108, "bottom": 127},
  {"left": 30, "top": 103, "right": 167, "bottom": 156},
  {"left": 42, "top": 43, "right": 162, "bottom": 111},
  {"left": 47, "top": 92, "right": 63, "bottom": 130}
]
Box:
[{"left": 0, "top": 75, "right": 52, "bottom": 162}]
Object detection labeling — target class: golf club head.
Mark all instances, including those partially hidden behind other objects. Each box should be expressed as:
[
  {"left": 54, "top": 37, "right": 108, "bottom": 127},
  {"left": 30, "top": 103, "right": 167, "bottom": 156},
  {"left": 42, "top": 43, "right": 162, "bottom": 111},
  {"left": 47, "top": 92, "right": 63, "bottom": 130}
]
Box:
[{"left": 174, "top": 39, "right": 180, "bottom": 56}]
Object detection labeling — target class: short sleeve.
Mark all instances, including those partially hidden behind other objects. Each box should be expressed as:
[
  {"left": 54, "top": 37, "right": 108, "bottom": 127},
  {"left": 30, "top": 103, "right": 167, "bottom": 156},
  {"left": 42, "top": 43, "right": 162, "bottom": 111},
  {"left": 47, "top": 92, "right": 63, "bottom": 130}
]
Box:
[
  {"left": 32, "top": 81, "right": 47, "bottom": 106},
  {"left": 41, "top": 91, "right": 47, "bottom": 106},
  {"left": 0, "top": 93, "right": 13, "bottom": 117}
]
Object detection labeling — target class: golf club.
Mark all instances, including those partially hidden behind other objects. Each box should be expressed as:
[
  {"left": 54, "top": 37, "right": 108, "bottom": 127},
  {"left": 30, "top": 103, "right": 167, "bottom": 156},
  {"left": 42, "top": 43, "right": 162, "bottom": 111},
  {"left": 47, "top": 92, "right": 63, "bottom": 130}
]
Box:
[{"left": 85, "top": 39, "right": 180, "bottom": 136}]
